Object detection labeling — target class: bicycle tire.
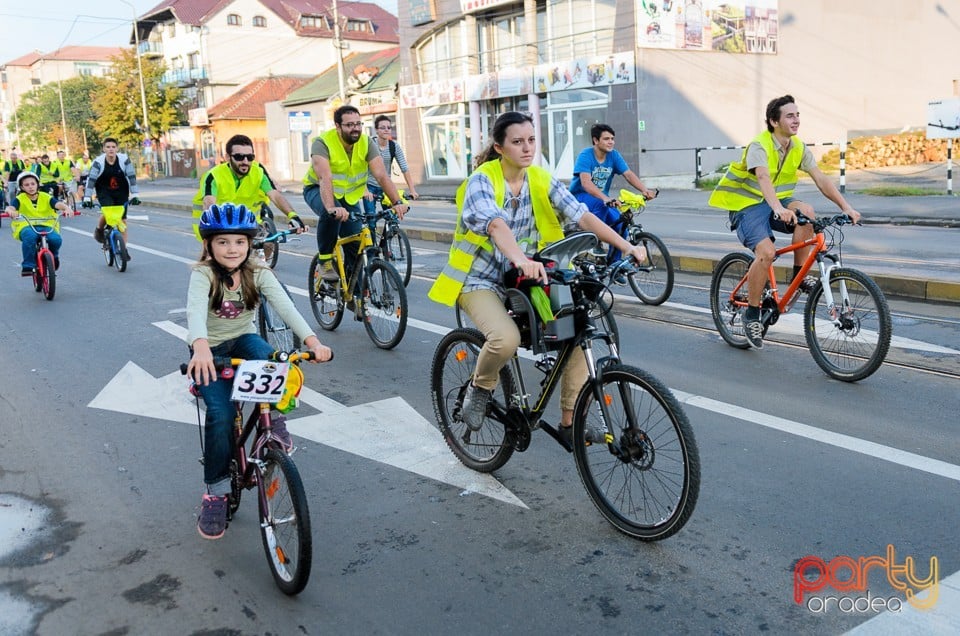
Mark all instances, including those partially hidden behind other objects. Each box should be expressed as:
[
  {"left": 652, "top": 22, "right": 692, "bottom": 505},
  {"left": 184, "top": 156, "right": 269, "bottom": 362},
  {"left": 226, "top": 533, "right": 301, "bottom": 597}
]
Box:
[
  {"left": 710, "top": 252, "right": 755, "bottom": 349},
  {"left": 41, "top": 251, "right": 56, "bottom": 300},
  {"left": 572, "top": 364, "right": 699, "bottom": 541},
  {"left": 258, "top": 216, "right": 280, "bottom": 269},
  {"left": 308, "top": 254, "right": 344, "bottom": 331},
  {"left": 33, "top": 264, "right": 43, "bottom": 292},
  {"left": 454, "top": 301, "right": 476, "bottom": 330},
  {"left": 803, "top": 267, "right": 892, "bottom": 382},
  {"left": 360, "top": 259, "right": 407, "bottom": 349},
  {"left": 259, "top": 448, "right": 312, "bottom": 595},
  {"left": 380, "top": 225, "right": 412, "bottom": 287},
  {"left": 431, "top": 328, "right": 517, "bottom": 472},
  {"left": 68, "top": 192, "right": 77, "bottom": 215},
  {"left": 113, "top": 232, "right": 127, "bottom": 273},
  {"left": 626, "top": 231, "right": 674, "bottom": 305},
  {"left": 258, "top": 282, "right": 302, "bottom": 354},
  {"left": 102, "top": 229, "right": 114, "bottom": 267}
]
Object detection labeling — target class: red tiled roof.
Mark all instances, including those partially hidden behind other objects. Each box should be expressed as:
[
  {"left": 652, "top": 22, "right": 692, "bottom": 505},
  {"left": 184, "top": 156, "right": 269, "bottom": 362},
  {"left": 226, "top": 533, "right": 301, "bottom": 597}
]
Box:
[
  {"left": 140, "top": 0, "right": 397, "bottom": 42},
  {"left": 4, "top": 46, "right": 124, "bottom": 67},
  {"left": 207, "top": 75, "right": 312, "bottom": 119}
]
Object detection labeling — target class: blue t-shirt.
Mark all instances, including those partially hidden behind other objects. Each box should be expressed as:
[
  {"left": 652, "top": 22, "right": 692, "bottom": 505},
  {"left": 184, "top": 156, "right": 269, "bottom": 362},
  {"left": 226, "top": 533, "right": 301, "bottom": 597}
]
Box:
[{"left": 569, "top": 148, "right": 630, "bottom": 197}]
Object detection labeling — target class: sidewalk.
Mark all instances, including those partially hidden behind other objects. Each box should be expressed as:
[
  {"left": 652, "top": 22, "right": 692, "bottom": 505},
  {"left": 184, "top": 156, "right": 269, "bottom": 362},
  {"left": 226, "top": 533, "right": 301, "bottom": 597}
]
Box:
[{"left": 137, "top": 170, "right": 960, "bottom": 303}]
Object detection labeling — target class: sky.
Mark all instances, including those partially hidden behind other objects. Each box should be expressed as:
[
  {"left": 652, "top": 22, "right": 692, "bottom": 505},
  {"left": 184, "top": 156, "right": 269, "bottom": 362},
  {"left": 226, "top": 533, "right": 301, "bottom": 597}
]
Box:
[{"left": 0, "top": 0, "right": 399, "bottom": 65}]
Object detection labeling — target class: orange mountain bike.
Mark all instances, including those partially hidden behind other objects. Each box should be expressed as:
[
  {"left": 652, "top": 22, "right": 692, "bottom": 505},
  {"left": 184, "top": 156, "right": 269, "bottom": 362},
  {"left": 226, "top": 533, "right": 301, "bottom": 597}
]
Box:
[{"left": 709, "top": 213, "right": 892, "bottom": 382}]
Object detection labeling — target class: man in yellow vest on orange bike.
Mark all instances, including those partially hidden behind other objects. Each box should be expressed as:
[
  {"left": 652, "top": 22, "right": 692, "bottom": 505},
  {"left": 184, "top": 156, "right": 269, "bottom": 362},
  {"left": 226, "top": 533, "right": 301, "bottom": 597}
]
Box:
[
  {"left": 302, "top": 105, "right": 408, "bottom": 281},
  {"left": 191, "top": 134, "right": 305, "bottom": 241},
  {"left": 708, "top": 95, "right": 862, "bottom": 349}
]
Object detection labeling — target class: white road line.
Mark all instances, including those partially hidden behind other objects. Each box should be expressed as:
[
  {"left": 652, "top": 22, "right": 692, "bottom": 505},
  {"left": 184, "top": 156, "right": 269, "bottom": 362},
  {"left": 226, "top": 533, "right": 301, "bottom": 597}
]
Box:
[
  {"left": 673, "top": 390, "right": 960, "bottom": 483},
  {"left": 845, "top": 569, "right": 960, "bottom": 635},
  {"left": 689, "top": 230, "right": 732, "bottom": 236}
]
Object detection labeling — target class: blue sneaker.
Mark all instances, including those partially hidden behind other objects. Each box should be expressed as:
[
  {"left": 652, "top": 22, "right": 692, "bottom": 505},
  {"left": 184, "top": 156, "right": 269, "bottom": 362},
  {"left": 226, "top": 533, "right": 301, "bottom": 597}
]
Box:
[{"left": 197, "top": 494, "right": 228, "bottom": 539}]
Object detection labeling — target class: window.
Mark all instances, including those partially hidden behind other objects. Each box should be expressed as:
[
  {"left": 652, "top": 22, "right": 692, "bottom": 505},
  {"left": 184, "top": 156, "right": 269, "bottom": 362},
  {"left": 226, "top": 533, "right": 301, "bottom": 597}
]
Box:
[
  {"left": 347, "top": 20, "right": 367, "bottom": 32},
  {"left": 299, "top": 15, "right": 326, "bottom": 29},
  {"left": 201, "top": 129, "right": 216, "bottom": 161},
  {"left": 416, "top": 22, "right": 465, "bottom": 83},
  {"left": 166, "top": 23, "right": 176, "bottom": 38},
  {"left": 188, "top": 52, "right": 200, "bottom": 69},
  {"left": 227, "top": 13, "right": 241, "bottom": 26},
  {"left": 253, "top": 15, "right": 266, "bottom": 27},
  {"left": 544, "top": 0, "right": 616, "bottom": 61}
]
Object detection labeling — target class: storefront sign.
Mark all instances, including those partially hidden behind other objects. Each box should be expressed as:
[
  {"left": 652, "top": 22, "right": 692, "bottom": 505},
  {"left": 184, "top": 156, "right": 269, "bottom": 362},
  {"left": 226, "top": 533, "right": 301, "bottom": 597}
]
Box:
[
  {"left": 637, "top": 0, "right": 780, "bottom": 55},
  {"left": 409, "top": 0, "right": 436, "bottom": 26},
  {"left": 533, "top": 51, "right": 635, "bottom": 94},
  {"left": 288, "top": 111, "right": 312, "bottom": 132}
]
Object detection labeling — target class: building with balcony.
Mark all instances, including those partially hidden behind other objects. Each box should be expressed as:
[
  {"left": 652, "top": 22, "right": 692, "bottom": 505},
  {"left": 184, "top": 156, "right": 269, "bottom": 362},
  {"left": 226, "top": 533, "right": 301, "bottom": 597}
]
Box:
[
  {"left": 135, "top": 0, "right": 400, "bottom": 119},
  {"left": 398, "top": 1, "right": 960, "bottom": 183},
  {"left": 0, "top": 46, "right": 122, "bottom": 153}
]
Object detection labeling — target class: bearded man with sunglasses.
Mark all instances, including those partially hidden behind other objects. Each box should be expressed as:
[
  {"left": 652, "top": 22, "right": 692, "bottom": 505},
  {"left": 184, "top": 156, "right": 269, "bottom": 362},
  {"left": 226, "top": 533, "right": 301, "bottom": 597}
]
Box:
[{"left": 192, "top": 134, "right": 305, "bottom": 241}]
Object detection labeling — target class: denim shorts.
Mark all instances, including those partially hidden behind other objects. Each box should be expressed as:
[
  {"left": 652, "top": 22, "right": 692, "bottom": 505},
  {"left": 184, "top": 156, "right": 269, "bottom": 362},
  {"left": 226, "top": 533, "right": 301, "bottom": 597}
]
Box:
[{"left": 730, "top": 197, "right": 797, "bottom": 250}]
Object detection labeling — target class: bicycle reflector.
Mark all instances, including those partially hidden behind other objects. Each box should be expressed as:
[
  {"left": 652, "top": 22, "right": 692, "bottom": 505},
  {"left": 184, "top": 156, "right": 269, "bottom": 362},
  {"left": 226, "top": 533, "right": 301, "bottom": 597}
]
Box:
[{"left": 276, "top": 364, "right": 304, "bottom": 413}]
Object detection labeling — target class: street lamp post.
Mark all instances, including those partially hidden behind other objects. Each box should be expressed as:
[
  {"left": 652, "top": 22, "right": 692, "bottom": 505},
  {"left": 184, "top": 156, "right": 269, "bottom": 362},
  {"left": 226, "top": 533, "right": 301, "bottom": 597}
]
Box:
[{"left": 120, "top": 0, "right": 152, "bottom": 177}]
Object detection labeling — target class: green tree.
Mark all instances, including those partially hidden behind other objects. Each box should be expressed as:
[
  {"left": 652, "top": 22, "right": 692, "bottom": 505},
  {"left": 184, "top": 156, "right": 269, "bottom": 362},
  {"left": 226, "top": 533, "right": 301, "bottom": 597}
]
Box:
[
  {"left": 12, "top": 75, "right": 99, "bottom": 155},
  {"left": 92, "top": 48, "right": 184, "bottom": 152}
]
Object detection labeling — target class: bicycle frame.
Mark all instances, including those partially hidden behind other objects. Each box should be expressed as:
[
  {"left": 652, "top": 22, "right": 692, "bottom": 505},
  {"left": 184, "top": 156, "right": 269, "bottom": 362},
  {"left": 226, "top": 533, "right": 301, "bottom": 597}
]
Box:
[
  {"left": 331, "top": 217, "right": 379, "bottom": 302},
  {"left": 728, "top": 229, "right": 842, "bottom": 317}
]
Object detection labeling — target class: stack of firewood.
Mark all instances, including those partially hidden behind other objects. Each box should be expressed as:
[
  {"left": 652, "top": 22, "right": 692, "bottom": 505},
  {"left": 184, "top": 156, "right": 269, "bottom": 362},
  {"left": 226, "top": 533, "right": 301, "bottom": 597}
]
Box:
[{"left": 825, "top": 133, "right": 951, "bottom": 169}]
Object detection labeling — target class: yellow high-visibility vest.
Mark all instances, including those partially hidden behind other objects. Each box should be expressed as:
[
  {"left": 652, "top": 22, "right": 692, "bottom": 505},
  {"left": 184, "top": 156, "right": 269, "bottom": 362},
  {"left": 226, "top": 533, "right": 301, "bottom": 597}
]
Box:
[
  {"left": 428, "top": 160, "right": 561, "bottom": 306},
  {"left": 708, "top": 130, "right": 805, "bottom": 211}
]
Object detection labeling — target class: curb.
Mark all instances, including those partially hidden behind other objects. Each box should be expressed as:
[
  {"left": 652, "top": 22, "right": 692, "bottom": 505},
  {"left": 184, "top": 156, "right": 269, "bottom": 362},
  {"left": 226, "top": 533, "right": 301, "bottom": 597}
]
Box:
[{"left": 142, "top": 199, "right": 960, "bottom": 304}]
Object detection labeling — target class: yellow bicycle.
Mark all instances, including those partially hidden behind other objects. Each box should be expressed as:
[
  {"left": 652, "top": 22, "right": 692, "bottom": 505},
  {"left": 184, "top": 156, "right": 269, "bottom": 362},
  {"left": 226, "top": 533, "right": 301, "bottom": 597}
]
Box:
[{"left": 307, "top": 210, "right": 408, "bottom": 349}]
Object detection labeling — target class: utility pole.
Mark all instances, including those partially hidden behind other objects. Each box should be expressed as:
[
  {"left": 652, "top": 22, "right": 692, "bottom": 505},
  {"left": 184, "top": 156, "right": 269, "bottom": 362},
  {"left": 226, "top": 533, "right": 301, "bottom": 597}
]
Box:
[
  {"left": 120, "top": 0, "right": 152, "bottom": 177},
  {"left": 332, "top": 0, "right": 346, "bottom": 102},
  {"left": 56, "top": 62, "right": 69, "bottom": 155}
]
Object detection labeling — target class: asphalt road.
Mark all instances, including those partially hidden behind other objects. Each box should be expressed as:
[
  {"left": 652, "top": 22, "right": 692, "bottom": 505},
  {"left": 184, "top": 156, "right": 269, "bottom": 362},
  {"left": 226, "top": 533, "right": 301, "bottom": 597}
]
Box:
[{"left": 1, "top": 205, "right": 958, "bottom": 635}]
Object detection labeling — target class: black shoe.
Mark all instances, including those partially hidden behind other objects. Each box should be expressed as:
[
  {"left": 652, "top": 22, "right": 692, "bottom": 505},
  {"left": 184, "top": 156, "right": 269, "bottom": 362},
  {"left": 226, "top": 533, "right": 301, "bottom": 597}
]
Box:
[
  {"left": 21, "top": 268, "right": 33, "bottom": 277},
  {"left": 122, "top": 249, "right": 131, "bottom": 262},
  {"left": 797, "top": 276, "right": 818, "bottom": 294},
  {"left": 94, "top": 227, "right": 104, "bottom": 243},
  {"left": 744, "top": 318, "right": 764, "bottom": 350},
  {"left": 558, "top": 424, "right": 605, "bottom": 446}
]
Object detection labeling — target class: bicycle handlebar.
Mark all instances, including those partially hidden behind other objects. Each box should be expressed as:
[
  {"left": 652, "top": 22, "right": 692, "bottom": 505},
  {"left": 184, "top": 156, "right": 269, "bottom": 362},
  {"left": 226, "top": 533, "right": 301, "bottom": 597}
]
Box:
[
  {"left": 253, "top": 227, "right": 298, "bottom": 248},
  {"left": 795, "top": 213, "right": 858, "bottom": 231},
  {"left": 179, "top": 350, "right": 331, "bottom": 376}
]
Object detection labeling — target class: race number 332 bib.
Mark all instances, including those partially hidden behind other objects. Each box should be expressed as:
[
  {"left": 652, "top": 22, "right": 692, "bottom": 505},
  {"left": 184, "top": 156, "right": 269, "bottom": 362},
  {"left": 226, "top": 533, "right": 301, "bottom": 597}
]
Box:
[{"left": 231, "top": 360, "right": 289, "bottom": 403}]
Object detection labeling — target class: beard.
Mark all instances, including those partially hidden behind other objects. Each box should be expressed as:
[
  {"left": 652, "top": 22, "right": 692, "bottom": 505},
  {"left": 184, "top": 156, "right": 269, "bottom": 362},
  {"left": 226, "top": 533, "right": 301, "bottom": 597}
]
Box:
[{"left": 231, "top": 160, "right": 251, "bottom": 175}]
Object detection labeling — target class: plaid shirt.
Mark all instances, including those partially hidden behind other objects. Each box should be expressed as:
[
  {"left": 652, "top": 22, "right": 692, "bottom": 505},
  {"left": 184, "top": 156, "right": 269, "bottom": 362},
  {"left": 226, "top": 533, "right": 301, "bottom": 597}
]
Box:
[{"left": 461, "top": 170, "right": 586, "bottom": 294}]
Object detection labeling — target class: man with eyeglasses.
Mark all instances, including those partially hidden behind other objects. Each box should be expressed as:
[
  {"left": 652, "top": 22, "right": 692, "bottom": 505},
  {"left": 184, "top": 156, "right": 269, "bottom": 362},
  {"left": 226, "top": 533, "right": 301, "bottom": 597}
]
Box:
[
  {"left": 302, "top": 105, "right": 408, "bottom": 281},
  {"left": 362, "top": 115, "right": 419, "bottom": 228},
  {"left": 192, "top": 134, "right": 305, "bottom": 241}
]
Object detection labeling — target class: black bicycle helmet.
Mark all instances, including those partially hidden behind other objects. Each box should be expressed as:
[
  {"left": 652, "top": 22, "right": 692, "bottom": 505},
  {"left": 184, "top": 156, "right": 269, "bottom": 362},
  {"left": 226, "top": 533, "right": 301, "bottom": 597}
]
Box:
[{"left": 198, "top": 203, "right": 258, "bottom": 238}]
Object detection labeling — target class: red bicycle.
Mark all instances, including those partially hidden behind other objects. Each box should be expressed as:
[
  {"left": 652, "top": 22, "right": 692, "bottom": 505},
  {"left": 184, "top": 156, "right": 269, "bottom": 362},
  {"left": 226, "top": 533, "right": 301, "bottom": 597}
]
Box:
[{"left": 17, "top": 214, "right": 74, "bottom": 301}]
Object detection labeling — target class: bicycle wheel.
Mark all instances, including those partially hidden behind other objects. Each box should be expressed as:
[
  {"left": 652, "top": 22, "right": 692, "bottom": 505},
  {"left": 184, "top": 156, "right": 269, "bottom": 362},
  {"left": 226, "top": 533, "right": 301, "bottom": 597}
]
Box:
[
  {"left": 627, "top": 231, "right": 674, "bottom": 305},
  {"left": 360, "top": 259, "right": 407, "bottom": 349},
  {"left": 40, "top": 251, "right": 56, "bottom": 300},
  {"left": 102, "top": 229, "right": 114, "bottom": 267},
  {"left": 380, "top": 225, "right": 412, "bottom": 287},
  {"left": 803, "top": 267, "right": 892, "bottom": 382},
  {"left": 431, "top": 328, "right": 517, "bottom": 472},
  {"left": 258, "top": 284, "right": 302, "bottom": 354},
  {"left": 258, "top": 448, "right": 312, "bottom": 595},
  {"left": 454, "top": 300, "right": 476, "bottom": 330},
  {"left": 258, "top": 216, "right": 280, "bottom": 269},
  {"left": 572, "top": 364, "right": 699, "bottom": 541},
  {"left": 710, "top": 252, "right": 756, "bottom": 349},
  {"left": 308, "top": 254, "right": 344, "bottom": 331},
  {"left": 67, "top": 192, "right": 77, "bottom": 215},
  {"left": 112, "top": 232, "right": 127, "bottom": 273}
]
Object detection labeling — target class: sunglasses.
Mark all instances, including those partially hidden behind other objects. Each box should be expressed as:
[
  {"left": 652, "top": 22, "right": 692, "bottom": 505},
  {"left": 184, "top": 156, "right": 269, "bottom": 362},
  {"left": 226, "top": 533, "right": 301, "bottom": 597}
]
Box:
[{"left": 231, "top": 153, "right": 255, "bottom": 161}]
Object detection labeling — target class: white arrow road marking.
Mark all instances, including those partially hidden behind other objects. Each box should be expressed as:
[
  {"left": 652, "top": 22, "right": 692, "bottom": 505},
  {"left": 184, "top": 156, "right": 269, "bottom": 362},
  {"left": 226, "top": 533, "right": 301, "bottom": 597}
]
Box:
[
  {"left": 140, "top": 321, "right": 526, "bottom": 506},
  {"left": 88, "top": 361, "right": 198, "bottom": 424},
  {"left": 287, "top": 397, "right": 527, "bottom": 508}
]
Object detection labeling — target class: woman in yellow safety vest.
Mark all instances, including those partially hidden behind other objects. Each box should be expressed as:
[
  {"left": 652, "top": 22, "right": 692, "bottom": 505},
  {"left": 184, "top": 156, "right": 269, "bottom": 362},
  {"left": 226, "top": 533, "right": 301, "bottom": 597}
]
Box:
[{"left": 428, "top": 111, "right": 646, "bottom": 444}]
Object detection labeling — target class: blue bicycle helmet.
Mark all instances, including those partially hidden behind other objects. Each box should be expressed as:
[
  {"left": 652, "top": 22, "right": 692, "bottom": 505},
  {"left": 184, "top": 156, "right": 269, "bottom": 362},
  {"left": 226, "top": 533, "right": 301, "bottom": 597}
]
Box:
[{"left": 198, "top": 203, "right": 258, "bottom": 238}]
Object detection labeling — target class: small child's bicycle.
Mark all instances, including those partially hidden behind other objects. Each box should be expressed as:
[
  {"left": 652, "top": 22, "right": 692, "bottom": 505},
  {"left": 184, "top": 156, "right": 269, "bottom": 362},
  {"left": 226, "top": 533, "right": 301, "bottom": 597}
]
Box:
[
  {"left": 100, "top": 204, "right": 130, "bottom": 272},
  {"left": 606, "top": 189, "right": 674, "bottom": 305},
  {"left": 18, "top": 213, "right": 74, "bottom": 301},
  {"left": 180, "top": 350, "right": 325, "bottom": 595}
]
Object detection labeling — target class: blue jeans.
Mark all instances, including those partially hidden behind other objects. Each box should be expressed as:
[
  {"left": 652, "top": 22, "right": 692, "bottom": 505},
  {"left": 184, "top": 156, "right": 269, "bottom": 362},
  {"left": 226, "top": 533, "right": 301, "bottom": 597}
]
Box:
[
  {"left": 194, "top": 333, "right": 275, "bottom": 490},
  {"left": 18, "top": 226, "right": 62, "bottom": 270},
  {"left": 303, "top": 185, "right": 362, "bottom": 255},
  {"left": 362, "top": 184, "right": 383, "bottom": 231},
  {"left": 575, "top": 192, "right": 625, "bottom": 261}
]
